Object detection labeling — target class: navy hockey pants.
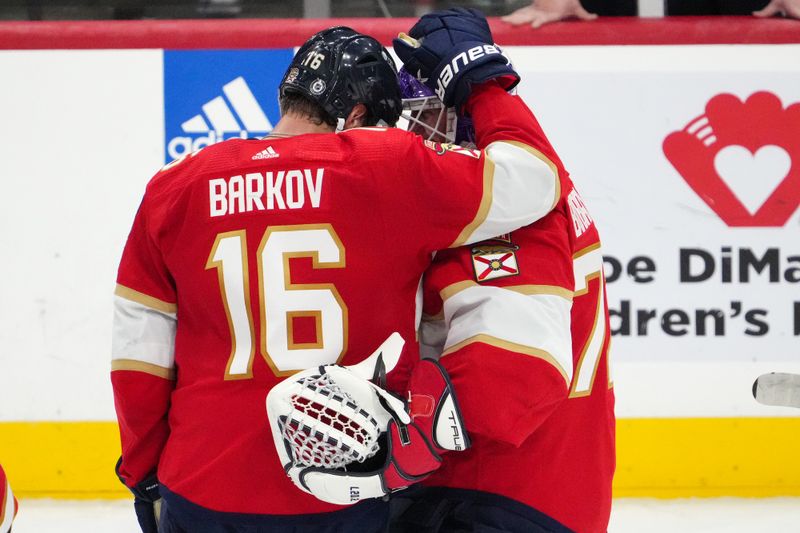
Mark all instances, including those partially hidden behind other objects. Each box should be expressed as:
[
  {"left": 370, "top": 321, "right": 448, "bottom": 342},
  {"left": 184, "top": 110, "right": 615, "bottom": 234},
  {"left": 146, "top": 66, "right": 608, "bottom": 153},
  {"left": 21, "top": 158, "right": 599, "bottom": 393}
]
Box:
[
  {"left": 388, "top": 487, "right": 576, "bottom": 533},
  {"left": 158, "top": 485, "right": 389, "bottom": 533}
]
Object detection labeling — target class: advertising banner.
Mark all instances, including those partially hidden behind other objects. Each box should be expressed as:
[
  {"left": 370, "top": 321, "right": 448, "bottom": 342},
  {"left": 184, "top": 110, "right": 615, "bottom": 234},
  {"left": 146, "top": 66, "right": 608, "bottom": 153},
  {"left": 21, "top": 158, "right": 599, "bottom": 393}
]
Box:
[
  {"left": 163, "top": 49, "right": 293, "bottom": 162},
  {"left": 511, "top": 45, "right": 800, "bottom": 415},
  {"left": 1, "top": 44, "right": 798, "bottom": 421}
]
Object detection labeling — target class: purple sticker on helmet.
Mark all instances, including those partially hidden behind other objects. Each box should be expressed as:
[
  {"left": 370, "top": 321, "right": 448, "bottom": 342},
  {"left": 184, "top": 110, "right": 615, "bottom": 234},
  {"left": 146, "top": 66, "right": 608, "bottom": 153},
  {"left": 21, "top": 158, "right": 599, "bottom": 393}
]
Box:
[{"left": 398, "top": 67, "right": 435, "bottom": 99}]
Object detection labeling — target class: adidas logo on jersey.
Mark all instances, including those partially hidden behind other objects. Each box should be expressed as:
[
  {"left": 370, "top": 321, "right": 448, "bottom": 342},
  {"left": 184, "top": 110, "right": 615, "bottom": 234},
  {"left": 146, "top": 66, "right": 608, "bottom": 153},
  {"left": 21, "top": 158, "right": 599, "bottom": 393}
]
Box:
[
  {"left": 252, "top": 146, "right": 279, "bottom": 160},
  {"left": 167, "top": 76, "right": 274, "bottom": 160}
]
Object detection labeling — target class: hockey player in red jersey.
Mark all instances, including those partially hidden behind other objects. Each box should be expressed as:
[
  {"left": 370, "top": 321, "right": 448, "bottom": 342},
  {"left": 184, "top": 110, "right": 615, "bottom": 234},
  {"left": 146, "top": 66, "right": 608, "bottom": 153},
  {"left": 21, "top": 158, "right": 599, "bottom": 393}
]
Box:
[
  {"left": 112, "top": 17, "right": 565, "bottom": 533},
  {"left": 0, "top": 464, "right": 18, "bottom": 533},
  {"left": 388, "top": 58, "right": 616, "bottom": 533}
]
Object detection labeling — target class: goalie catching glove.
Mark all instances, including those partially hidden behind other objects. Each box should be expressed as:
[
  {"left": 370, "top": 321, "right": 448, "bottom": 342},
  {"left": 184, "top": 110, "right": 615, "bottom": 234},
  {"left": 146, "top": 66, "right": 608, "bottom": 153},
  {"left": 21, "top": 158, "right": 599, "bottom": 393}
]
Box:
[
  {"left": 393, "top": 8, "right": 519, "bottom": 109},
  {"left": 266, "top": 332, "right": 470, "bottom": 505}
]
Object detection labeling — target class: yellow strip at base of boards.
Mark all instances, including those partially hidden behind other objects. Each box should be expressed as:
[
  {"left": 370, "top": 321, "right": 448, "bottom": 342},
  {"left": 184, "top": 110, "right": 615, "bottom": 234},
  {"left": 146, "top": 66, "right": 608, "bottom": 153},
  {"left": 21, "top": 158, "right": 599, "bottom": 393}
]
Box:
[
  {"left": 614, "top": 417, "right": 800, "bottom": 498},
  {"left": 0, "top": 422, "right": 127, "bottom": 499},
  {"left": 1, "top": 418, "right": 799, "bottom": 499}
]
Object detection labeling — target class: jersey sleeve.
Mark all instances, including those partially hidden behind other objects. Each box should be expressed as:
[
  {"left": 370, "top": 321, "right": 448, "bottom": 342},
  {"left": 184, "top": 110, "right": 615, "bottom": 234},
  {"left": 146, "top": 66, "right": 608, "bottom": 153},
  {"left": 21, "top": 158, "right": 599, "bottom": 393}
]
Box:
[
  {"left": 423, "top": 209, "right": 574, "bottom": 447},
  {"left": 111, "top": 188, "right": 178, "bottom": 488},
  {"left": 0, "top": 464, "right": 17, "bottom": 533},
  {"left": 394, "top": 81, "right": 566, "bottom": 252}
]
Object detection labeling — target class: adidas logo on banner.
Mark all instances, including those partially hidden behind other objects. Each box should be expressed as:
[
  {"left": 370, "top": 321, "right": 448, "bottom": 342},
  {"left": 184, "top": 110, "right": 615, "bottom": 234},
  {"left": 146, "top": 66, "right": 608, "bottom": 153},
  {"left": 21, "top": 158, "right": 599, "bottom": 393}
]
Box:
[
  {"left": 252, "top": 146, "right": 279, "bottom": 160},
  {"left": 167, "top": 76, "right": 274, "bottom": 160}
]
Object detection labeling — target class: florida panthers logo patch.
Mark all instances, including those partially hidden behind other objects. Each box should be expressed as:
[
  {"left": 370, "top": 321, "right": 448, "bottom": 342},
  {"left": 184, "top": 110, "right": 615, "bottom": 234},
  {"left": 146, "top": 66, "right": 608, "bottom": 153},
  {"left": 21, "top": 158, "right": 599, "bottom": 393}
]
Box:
[
  {"left": 471, "top": 237, "right": 520, "bottom": 282},
  {"left": 285, "top": 68, "right": 300, "bottom": 84}
]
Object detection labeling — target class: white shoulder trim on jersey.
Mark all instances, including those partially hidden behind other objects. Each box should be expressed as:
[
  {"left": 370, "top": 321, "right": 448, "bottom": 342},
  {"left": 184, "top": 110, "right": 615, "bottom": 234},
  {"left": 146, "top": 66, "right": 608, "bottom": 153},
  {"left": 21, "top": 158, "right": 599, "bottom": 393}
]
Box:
[
  {"left": 453, "top": 140, "right": 559, "bottom": 247},
  {"left": 0, "top": 480, "right": 14, "bottom": 533},
  {"left": 440, "top": 283, "right": 573, "bottom": 386},
  {"left": 112, "top": 295, "right": 177, "bottom": 379}
]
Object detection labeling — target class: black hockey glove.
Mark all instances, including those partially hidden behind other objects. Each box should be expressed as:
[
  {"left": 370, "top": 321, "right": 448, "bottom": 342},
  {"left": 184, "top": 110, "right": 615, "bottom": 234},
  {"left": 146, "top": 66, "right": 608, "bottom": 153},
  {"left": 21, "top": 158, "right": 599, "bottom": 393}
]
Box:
[
  {"left": 116, "top": 458, "right": 161, "bottom": 533},
  {"left": 393, "top": 8, "right": 519, "bottom": 110}
]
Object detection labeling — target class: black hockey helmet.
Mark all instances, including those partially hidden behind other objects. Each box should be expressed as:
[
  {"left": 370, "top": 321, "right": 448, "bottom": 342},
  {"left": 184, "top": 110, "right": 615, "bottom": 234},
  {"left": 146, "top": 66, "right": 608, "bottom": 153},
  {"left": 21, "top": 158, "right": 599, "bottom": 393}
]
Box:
[{"left": 279, "top": 26, "right": 402, "bottom": 127}]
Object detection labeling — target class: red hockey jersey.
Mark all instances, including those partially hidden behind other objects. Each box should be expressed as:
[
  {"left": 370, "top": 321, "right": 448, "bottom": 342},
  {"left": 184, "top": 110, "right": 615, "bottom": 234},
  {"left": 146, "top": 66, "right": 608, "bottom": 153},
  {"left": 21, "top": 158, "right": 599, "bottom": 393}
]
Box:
[
  {"left": 420, "top": 148, "right": 615, "bottom": 532},
  {"left": 0, "top": 464, "right": 17, "bottom": 533},
  {"left": 111, "top": 84, "right": 566, "bottom": 515}
]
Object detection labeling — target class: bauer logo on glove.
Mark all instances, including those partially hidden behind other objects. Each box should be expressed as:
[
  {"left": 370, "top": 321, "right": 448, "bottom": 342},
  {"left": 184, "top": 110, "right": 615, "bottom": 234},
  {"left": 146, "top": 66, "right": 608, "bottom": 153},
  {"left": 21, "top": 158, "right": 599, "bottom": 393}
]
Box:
[
  {"left": 431, "top": 43, "right": 506, "bottom": 103},
  {"left": 266, "top": 332, "right": 470, "bottom": 505},
  {"left": 393, "top": 8, "right": 519, "bottom": 109}
]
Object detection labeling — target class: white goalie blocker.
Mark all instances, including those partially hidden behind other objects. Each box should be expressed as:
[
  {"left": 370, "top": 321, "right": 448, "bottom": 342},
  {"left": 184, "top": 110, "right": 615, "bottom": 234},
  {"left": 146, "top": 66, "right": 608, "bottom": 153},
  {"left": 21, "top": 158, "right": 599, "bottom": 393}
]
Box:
[{"left": 266, "top": 332, "right": 410, "bottom": 505}]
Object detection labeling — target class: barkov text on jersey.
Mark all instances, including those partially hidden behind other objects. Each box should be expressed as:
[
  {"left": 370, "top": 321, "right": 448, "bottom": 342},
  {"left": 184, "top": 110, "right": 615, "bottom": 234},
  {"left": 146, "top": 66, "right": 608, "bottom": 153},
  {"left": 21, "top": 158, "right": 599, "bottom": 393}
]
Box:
[{"left": 209, "top": 168, "right": 324, "bottom": 217}]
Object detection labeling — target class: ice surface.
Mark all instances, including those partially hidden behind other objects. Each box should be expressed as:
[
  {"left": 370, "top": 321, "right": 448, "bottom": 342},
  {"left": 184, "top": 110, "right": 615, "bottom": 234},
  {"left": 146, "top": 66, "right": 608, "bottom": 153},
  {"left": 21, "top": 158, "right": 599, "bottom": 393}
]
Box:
[
  {"left": 9, "top": 497, "right": 800, "bottom": 532},
  {"left": 609, "top": 498, "right": 800, "bottom": 533}
]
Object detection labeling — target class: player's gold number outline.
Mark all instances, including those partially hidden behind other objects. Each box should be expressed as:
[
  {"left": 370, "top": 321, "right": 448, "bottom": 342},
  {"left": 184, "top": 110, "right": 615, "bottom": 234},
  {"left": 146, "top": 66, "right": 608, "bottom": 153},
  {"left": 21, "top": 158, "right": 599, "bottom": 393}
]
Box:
[
  {"left": 570, "top": 243, "right": 612, "bottom": 398},
  {"left": 206, "top": 224, "right": 348, "bottom": 379}
]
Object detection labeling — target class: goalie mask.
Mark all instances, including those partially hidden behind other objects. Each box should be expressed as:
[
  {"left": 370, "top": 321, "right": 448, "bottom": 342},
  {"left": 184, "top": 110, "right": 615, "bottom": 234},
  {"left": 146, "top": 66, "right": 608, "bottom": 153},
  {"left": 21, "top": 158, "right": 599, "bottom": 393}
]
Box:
[
  {"left": 398, "top": 67, "right": 475, "bottom": 146},
  {"left": 280, "top": 26, "right": 402, "bottom": 128}
]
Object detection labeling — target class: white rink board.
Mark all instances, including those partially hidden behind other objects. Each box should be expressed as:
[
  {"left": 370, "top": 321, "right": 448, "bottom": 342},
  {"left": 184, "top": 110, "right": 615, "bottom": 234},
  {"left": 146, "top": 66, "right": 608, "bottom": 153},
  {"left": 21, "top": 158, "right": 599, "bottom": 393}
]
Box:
[
  {"left": 0, "top": 45, "right": 798, "bottom": 420},
  {"left": 0, "top": 50, "right": 164, "bottom": 421}
]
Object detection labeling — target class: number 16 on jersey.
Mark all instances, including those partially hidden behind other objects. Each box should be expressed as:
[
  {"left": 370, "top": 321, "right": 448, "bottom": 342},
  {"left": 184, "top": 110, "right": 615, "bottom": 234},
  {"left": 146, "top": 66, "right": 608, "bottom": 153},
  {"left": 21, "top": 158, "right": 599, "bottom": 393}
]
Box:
[{"left": 206, "top": 224, "right": 348, "bottom": 379}]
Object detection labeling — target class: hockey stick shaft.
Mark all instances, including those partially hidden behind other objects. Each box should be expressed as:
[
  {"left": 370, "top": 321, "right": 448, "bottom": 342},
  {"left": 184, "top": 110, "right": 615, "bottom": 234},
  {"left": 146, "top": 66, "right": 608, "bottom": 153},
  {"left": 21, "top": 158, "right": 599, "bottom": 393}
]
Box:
[{"left": 753, "top": 373, "right": 800, "bottom": 408}]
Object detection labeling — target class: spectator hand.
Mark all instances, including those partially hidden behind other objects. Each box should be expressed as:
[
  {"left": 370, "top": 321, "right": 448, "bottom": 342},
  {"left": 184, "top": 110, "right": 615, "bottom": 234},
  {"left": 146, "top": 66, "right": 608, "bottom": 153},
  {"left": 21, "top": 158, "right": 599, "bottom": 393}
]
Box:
[
  {"left": 753, "top": 0, "right": 800, "bottom": 19},
  {"left": 502, "top": 0, "right": 597, "bottom": 29}
]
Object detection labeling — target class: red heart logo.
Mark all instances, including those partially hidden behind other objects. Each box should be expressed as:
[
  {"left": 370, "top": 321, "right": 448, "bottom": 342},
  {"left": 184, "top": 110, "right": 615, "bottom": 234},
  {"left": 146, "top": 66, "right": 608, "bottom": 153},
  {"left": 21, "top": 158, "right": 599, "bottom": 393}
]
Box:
[{"left": 663, "top": 92, "right": 800, "bottom": 227}]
